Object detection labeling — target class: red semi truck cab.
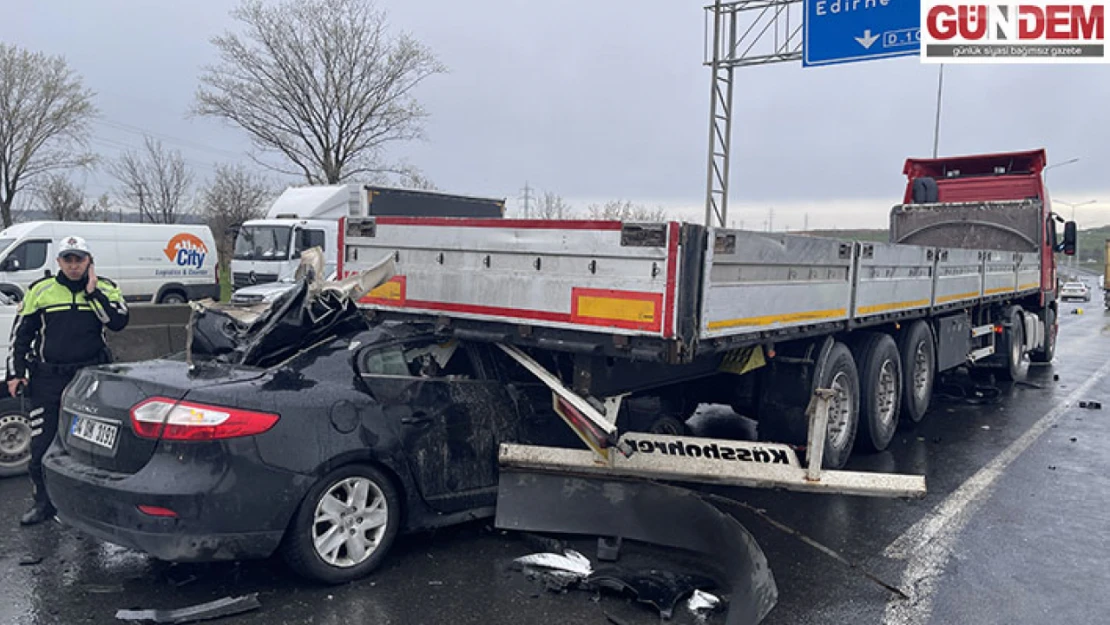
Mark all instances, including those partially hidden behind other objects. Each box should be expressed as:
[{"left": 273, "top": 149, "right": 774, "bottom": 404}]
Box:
[{"left": 899, "top": 149, "right": 1075, "bottom": 308}]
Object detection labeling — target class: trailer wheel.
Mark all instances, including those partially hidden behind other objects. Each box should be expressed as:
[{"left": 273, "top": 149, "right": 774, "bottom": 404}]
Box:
[
  {"left": 999, "top": 307, "right": 1030, "bottom": 382},
  {"left": 897, "top": 321, "right": 935, "bottom": 425},
  {"left": 848, "top": 333, "right": 902, "bottom": 453},
  {"left": 813, "top": 342, "right": 860, "bottom": 470},
  {"left": 648, "top": 416, "right": 691, "bottom": 437},
  {"left": 1030, "top": 307, "right": 1056, "bottom": 363}
]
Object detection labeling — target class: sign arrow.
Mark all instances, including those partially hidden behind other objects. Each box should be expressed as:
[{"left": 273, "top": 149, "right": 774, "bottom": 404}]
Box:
[{"left": 855, "top": 29, "right": 879, "bottom": 49}]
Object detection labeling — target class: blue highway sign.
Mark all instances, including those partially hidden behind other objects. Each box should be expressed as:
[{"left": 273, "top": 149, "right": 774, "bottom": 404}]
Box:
[{"left": 803, "top": 0, "right": 921, "bottom": 67}]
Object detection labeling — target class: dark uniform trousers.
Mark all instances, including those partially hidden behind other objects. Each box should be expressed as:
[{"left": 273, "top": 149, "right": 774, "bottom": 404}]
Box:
[{"left": 26, "top": 370, "right": 78, "bottom": 502}]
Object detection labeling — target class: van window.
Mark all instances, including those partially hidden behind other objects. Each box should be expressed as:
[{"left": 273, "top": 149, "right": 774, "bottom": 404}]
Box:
[
  {"left": 4, "top": 240, "right": 48, "bottom": 271},
  {"left": 294, "top": 229, "right": 327, "bottom": 254}
]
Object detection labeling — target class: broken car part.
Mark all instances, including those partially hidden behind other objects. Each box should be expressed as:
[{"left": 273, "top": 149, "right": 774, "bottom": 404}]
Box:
[
  {"left": 587, "top": 566, "right": 718, "bottom": 619},
  {"left": 496, "top": 472, "right": 777, "bottom": 625},
  {"left": 115, "top": 593, "right": 261, "bottom": 624}
]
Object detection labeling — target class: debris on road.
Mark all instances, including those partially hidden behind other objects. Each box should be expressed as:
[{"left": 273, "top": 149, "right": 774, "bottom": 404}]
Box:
[
  {"left": 115, "top": 593, "right": 261, "bottom": 624},
  {"left": 18, "top": 555, "right": 42, "bottom": 566},
  {"left": 497, "top": 471, "right": 777, "bottom": 624},
  {"left": 688, "top": 589, "right": 724, "bottom": 619},
  {"left": 513, "top": 549, "right": 593, "bottom": 591},
  {"left": 586, "top": 566, "right": 717, "bottom": 619},
  {"left": 1078, "top": 401, "right": 1102, "bottom": 409}
]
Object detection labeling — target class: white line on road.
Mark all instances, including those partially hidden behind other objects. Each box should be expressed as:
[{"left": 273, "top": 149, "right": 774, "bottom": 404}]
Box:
[{"left": 881, "top": 356, "right": 1110, "bottom": 625}]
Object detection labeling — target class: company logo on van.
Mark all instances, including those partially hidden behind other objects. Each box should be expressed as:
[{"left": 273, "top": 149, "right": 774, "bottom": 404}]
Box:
[{"left": 163, "top": 234, "right": 208, "bottom": 269}]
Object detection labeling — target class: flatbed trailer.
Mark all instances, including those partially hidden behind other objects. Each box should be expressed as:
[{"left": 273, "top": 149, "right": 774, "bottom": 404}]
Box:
[{"left": 338, "top": 150, "right": 1076, "bottom": 488}]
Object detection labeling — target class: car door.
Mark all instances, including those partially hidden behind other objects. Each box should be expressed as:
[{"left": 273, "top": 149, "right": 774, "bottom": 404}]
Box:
[{"left": 356, "top": 338, "right": 516, "bottom": 513}]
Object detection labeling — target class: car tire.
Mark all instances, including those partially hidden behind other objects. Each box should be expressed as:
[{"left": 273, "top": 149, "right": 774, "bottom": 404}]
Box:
[
  {"left": 848, "top": 333, "right": 902, "bottom": 453},
  {"left": 282, "top": 463, "right": 402, "bottom": 584},
  {"left": 897, "top": 320, "right": 935, "bottom": 425},
  {"left": 159, "top": 292, "right": 187, "bottom": 305},
  {"left": 0, "top": 397, "right": 31, "bottom": 477}
]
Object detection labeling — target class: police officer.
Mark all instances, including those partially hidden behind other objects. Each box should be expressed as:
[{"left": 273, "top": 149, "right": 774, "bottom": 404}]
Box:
[{"left": 5, "top": 235, "right": 129, "bottom": 526}]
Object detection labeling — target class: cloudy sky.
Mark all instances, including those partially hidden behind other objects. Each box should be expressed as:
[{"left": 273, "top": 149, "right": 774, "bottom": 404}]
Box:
[{"left": 8, "top": 0, "right": 1110, "bottom": 230}]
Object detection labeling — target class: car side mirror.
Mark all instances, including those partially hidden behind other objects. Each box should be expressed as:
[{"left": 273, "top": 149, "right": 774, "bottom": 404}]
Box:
[
  {"left": 0, "top": 258, "right": 20, "bottom": 271},
  {"left": 1061, "top": 221, "right": 1077, "bottom": 255}
]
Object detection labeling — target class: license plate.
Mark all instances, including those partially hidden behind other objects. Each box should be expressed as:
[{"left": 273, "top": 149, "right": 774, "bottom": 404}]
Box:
[{"left": 70, "top": 415, "right": 119, "bottom": 450}]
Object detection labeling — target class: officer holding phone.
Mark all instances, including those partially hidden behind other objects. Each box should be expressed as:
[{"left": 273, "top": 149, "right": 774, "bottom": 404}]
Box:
[{"left": 5, "top": 236, "right": 129, "bottom": 525}]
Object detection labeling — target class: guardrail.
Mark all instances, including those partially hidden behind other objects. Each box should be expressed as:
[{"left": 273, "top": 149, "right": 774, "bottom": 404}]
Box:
[{"left": 106, "top": 304, "right": 193, "bottom": 363}]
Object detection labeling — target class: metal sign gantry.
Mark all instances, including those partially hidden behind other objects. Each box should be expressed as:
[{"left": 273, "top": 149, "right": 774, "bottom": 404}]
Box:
[{"left": 704, "top": 0, "right": 803, "bottom": 228}]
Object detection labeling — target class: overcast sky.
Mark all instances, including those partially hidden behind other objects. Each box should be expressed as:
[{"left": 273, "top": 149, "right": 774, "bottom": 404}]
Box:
[{"left": 9, "top": 0, "right": 1110, "bottom": 230}]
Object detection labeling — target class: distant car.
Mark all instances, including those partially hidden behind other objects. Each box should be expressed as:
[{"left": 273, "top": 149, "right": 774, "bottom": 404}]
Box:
[
  {"left": 0, "top": 290, "right": 31, "bottom": 478},
  {"left": 230, "top": 271, "right": 338, "bottom": 306},
  {"left": 41, "top": 321, "right": 580, "bottom": 583},
  {"left": 1060, "top": 281, "right": 1091, "bottom": 302}
]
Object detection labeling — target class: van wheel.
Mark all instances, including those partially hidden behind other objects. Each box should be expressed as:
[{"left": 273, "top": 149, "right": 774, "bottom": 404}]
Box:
[
  {"left": 159, "top": 292, "right": 187, "bottom": 304},
  {"left": 999, "top": 307, "right": 1030, "bottom": 382},
  {"left": 848, "top": 333, "right": 902, "bottom": 453},
  {"left": 897, "top": 321, "right": 935, "bottom": 425},
  {"left": 0, "top": 397, "right": 31, "bottom": 477},
  {"left": 282, "top": 464, "right": 401, "bottom": 584}
]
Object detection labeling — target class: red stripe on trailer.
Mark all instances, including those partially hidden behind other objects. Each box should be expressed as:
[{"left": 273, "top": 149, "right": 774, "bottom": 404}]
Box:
[
  {"left": 364, "top": 295, "right": 667, "bottom": 335},
  {"left": 664, "top": 222, "right": 679, "bottom": 339},
  {"left": 374, "top": 216, "right": 623, "bottom": 230}
]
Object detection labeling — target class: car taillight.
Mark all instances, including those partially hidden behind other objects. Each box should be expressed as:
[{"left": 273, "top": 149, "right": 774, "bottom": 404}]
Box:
[{"left": 130, "top": 397, "right": 279, "bottom": 441}]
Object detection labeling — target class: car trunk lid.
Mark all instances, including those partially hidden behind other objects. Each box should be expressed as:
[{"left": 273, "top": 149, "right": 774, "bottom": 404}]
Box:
[{"left": 59, "top": 359, "right": 267, "bottom": 474}]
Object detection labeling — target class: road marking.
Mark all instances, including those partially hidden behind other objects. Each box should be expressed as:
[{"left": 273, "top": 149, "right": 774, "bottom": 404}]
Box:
[{"left": 881, "top": 356, "right": 1110, "bottom": 625}]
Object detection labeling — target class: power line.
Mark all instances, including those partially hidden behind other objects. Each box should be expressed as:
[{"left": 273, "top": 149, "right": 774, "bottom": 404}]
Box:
[{"left": 92, "top": 117, "right": 246, "bottom": 159}]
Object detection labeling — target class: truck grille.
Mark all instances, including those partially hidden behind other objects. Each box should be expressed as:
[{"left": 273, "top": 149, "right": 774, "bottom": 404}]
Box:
[{"left": 232, "top": 272, "right": 279, "bottom": 289}]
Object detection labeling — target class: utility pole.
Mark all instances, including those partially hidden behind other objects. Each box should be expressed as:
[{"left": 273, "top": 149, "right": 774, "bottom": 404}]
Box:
[
  {"left": 519, "top": 182, "right": 534, "bottom": 219},
  {"left": 768, "top": 207, "right": 774, "bottom": 232},
  {"left": 932, "top": 65, "right": 945, "bottom": 158},
  {"left": 804, "top": 213, "right": 809, "bottom": 231}
]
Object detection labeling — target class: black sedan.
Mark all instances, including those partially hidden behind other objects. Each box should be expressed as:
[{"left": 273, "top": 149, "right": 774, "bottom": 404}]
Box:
[{"left": 43, "top": 322, "right": 578, "bottom": 584}]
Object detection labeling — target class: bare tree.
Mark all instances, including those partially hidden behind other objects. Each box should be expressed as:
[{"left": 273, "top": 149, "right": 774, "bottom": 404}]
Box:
[
  {"left": 534, "top": 191, "right": 572, "bottom": 219},
  {"left": 83, "top": 193, "right": 112, "bottom": 222},
  {"left": 586, "top": 200, "right": 668, "bottom": 222},
  {"left": 0, "top": 43, "right": 97, "bottom": 227},
  {"left": 35, "top": 174, "right": 84, "bottom": 220},
  {"left": 200, "top": 163, "right": 274, "bottom": 265},
  {"left": 194, "top": 0, "right": 446, "bottom": 185},
  {"left": 109, "top": 136, "right": 195, "bottom": 224},
  {"left": 395, "top": 166, "right": 438, "bottom": 191}
]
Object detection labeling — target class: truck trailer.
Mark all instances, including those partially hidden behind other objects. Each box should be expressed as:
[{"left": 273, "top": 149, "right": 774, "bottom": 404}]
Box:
[{"left": 338, "top": 149, "right": 1075, "bottom": 479}]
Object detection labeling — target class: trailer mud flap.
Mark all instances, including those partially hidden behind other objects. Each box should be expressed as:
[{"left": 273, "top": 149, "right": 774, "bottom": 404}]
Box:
[{"left": 495, "top": 470, "right": 777, "bottom": 625}]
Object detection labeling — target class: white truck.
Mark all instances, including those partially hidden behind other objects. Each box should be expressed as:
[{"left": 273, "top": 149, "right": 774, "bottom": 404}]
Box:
[
  {"left": 339, "top": 149, "right": 1076, "bottom": 487},
  {"left": 230, "top": 184, "right": 505, "bottom": 291}
]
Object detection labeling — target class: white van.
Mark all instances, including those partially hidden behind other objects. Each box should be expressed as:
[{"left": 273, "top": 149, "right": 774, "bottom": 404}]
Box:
[{"left": 0, "top": 221, "right": 220, "bottom": 304}]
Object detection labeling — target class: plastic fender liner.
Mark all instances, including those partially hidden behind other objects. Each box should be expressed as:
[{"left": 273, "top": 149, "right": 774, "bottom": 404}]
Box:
[{"left": 495, "top": 470, "right": 777, "bottom": 625}]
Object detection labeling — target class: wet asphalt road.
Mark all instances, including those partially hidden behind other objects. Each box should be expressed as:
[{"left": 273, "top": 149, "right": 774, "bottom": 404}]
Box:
[{"left": 2, "top": 297, "right": 1109, "bottom": 625}]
